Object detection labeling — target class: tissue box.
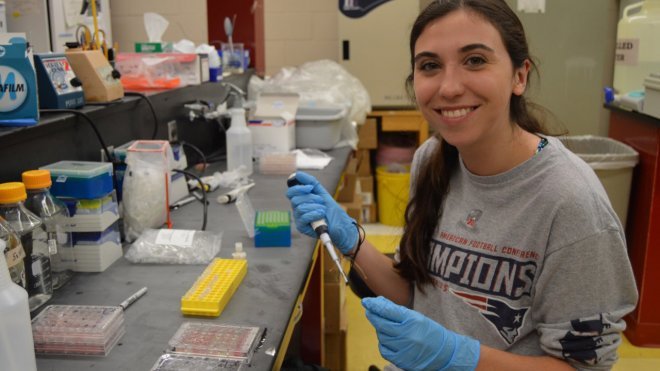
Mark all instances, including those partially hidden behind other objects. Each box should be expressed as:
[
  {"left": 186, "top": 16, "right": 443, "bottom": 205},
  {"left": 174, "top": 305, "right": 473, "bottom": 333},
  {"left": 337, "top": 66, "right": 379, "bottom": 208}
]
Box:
[
  {"left": 134, "top": 42, "right": 174, "bottom": 53},
  {"left": 254, "top": 211, "right": 291, "bottom": 247},
  {"left": 248, "top": 93, "right": 299, "bottom": 157}
]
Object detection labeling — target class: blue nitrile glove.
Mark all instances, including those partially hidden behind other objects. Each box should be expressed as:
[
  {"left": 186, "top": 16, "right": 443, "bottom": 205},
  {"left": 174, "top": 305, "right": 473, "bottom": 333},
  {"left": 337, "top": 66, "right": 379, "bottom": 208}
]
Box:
[
  {"left": 285, "top": 171, "right": 358, "bottom": 254},
  {"left": 362, "top": 296, "right": 481, "bottom": 371}
]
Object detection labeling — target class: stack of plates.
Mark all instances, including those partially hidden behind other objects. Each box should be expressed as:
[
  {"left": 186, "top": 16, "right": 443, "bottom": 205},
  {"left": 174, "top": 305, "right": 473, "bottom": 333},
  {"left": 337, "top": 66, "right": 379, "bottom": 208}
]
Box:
[{"left": 32, "top": 305, "right": 126, "bottom": 356}]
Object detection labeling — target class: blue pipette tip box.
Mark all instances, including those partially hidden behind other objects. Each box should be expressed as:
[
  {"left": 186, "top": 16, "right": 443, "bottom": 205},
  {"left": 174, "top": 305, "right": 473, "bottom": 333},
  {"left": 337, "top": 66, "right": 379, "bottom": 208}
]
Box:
[
  {"left": 40, "top": 161, "right": 114, "bottom": 199},
  {"left": 254, "top": 210, "right": 291, "bottom": 248}
]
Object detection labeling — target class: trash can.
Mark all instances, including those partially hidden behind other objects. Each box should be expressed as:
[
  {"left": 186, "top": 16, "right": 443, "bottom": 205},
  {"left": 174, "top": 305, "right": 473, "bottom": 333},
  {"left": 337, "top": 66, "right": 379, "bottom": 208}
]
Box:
[
  {"left": 559, "top": 135, "right": 639, "bottom": 227},
  {"left": 376, "top": 165, "right": 410, "bottom": 227}
]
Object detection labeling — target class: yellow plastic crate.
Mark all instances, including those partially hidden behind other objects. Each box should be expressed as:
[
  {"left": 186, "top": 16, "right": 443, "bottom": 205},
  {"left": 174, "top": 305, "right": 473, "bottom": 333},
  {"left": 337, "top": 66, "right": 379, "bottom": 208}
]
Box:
[{"left": 181, "top": 258, "right": 248, "bottom": 317}]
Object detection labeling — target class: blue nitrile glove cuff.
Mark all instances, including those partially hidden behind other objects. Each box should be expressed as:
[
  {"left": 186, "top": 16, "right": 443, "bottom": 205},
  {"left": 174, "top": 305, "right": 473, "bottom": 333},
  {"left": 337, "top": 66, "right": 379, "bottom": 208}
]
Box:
[
  {"left": 286, "top": 171, "right": 359, "bottom": 254},
  {"left": 362, "top": 296, "right": 481, "bottom": 371}
]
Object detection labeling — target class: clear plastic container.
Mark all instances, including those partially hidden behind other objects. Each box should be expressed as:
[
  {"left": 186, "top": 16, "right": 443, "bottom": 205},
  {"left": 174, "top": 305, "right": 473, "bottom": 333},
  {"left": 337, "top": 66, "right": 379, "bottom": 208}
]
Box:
[
  {"left": 0, "top": 240, "right": 38, "bottom": 371},
  {"left": 0, "top": 216, "right": 27, "bottom": 289},
  {"left": 0, "top": 182, "right": 52, "bottom": 312},
  {"left": 22, "top": 170, "right": 74, "bottom": 289},
  {"left": 226, "top": 108, "right": 253, "bottom": 175}
]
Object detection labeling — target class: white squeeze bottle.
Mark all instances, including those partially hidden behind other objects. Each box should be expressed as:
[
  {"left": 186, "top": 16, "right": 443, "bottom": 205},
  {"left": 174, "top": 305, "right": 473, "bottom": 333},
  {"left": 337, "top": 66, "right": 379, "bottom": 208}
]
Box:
[
  {"left": 0, "top": 239, "right": 38, "bottom": 371},
  {"left": 226, "top": 107, "right": 254, "bottom": 175}
]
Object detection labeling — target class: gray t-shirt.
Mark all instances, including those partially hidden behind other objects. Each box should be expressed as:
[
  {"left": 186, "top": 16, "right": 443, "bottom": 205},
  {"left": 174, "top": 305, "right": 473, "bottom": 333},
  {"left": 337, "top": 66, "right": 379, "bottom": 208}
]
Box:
[{"left": 400, "top": 135, "right": 637, "bottom": 370}]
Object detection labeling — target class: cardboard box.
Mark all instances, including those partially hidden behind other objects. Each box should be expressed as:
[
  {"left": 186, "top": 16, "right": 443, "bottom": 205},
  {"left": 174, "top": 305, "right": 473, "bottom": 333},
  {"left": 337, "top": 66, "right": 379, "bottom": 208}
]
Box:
[
  {"left": 358, "top": 176, "right": 374, "bottom": 205},
  {"left": 337, "top": 173, "right": 358, "bottom": 203},
  {"left": 356, "top": 149, "right": 372, "bottom": 176},
  {"left": 249, "top": 93, "right": 299, "bottom": 157},
  {"left": 340, "top": 198, "right": 363, "bottom": 224},
  {"left": 362, "top": 203, "right": 378, "bottom": 223},
  {"left": 358, "top": 118, "right": 378, "bottom": 149},
  {"left": 0, "top": 33, "right": 39, "bottom": 126}
]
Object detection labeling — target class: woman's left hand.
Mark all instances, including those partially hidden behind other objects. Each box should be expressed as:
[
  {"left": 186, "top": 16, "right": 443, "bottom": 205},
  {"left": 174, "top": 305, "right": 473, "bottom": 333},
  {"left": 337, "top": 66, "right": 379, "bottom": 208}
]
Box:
[{"left": 362, "top": 296, "right": 481, "bottom": 370}]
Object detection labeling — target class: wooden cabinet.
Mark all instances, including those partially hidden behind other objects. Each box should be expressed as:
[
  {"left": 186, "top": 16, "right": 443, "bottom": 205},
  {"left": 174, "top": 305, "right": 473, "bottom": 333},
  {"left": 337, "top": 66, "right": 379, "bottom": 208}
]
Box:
[{"left": 608, "top": 107, "right": 660, "bottom": 347}]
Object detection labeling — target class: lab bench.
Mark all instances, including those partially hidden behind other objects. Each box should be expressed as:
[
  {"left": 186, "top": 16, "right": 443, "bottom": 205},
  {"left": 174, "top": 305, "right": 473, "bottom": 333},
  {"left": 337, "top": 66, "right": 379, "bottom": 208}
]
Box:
[
  {"left": 33, "top": 152, "right": 351, "bottom": 370},
  {"left": 0, "top": 77, "right": 353, "bottom": 369},
  {"left": 607, "top": 105, "right": 660, "bottom": 347}
]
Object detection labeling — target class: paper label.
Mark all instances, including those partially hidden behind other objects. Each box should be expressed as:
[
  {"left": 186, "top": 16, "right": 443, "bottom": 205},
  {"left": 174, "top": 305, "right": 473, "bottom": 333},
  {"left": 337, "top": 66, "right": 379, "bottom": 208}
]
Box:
[
  {"left": 5, "top": 246, "right": 26, "bottom": 268},
  {"left": 616, "top": 38, "right": 639, "bottom": 66},
  {"left": 155, "top": 229, "right": 195, "bottom": 247}
]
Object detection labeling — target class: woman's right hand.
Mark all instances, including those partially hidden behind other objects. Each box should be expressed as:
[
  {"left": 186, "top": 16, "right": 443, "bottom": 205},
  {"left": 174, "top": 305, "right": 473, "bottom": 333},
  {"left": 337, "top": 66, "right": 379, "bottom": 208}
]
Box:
[{"left": 286, "top": 171, "right": 359, "bottom": 255}]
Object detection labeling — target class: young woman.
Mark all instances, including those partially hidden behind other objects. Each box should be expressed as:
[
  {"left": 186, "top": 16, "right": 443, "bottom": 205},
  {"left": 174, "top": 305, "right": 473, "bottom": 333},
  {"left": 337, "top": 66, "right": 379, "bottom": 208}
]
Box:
[{"left": 287, "top": 1, "right": 637, "bottom": 370}]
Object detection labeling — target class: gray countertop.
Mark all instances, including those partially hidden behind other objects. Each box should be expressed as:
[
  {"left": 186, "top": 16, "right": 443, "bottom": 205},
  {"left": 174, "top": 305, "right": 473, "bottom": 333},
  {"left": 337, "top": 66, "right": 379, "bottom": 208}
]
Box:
[{"left": 35, "top": 146, "right": 351, "bottom": 371}]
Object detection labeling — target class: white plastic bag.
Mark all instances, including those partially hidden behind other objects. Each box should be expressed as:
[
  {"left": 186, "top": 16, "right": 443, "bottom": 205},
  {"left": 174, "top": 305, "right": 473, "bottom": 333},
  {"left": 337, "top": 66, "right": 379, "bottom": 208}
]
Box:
[
  {"left": 248, "top": 60, "right": 372, "bottom": 149},
  {"left": 124, "top": 229, "right": 222, "bottom": 264}
]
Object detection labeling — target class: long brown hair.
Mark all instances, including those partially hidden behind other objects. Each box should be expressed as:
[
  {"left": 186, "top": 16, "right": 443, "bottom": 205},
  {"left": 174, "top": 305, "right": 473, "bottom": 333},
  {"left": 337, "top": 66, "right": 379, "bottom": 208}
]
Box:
[{"left": 396, "top": 0, "right": 551, "bottom": 289}]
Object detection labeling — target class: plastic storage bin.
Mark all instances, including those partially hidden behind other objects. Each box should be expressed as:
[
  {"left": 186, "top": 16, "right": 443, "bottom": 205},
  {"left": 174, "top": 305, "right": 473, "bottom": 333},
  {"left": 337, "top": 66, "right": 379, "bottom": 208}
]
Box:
[
  {"left": 40, "top": 161, "right": 113, "bottom": 199},
  {"left": 559, "top": 136, "right": 639, "bottom": 227},
  {"left": 295, "top": 103, "right": 348, "bottom": 150}
]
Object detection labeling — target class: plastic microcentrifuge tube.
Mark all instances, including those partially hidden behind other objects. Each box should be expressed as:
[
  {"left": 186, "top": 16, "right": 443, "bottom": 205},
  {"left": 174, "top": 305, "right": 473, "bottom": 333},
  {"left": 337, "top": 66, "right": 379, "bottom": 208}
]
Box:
[{"left": 232, "top": 242, "right": 246, "bottom": 259}]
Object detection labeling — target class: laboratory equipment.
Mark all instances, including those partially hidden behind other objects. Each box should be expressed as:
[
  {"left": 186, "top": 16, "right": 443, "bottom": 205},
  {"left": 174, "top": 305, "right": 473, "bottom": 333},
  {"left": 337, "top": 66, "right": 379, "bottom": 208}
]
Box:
[
  {"left": 614, "top": 0, "right": 660, "bottom": 94},
  {"left": 254, "top": 210, "right": 291, "bottom": 248},
  {"left": 226, "top": 107, "right": 254, "bottom": 175},
  {"left": 232, "top": 242, "right": 246, "bottom": 259},
  {"left": 258, "top": 152, "right": 296, "bottom": 175},
  {"left": 168, "top": 322, "right": 262, "bottom": 363},
  {"left": 295, "top": 103, "right": 348, "bottom": 150},
  {"left": 0, "top": 215, "right": 26, "bottom": 289},
  {"left": 181, "top": 258, "right": 247, "bottom": 317},
  {"left": 221, "top": 42, "right": 245, "bottom": 76},
  {"left": 152, "top": 354, "right": 246, "bottom": 371},
  {"left": 22, "top": 169, "right": 74, "bottom": 289},
  {"left": 235, "top": 193, "right": 255, "bottom": 238},
  {"left": 287, "top": 174, "right": 348, "bottom": 283},
  {"left": 0, "top": 33, "right": 39, "bottom": 127},
  {"left": 123, "top": 140, "right": 173, "bottom": 241},
  {"left": 124, "top": 229, "right": 222, "bottom": 265},
  {"left": 31, "top": 286, "right": 146, "bottom": 356},
  {"left": 34, "top": 53, "right": 84, "bottom": 109},
  {"left": 0, "top": 240, "right": 37, "bottom": 371},
  {"left": 32, "top": 304, "right": 125, "bottom": 356},
  {"left": 248, "top": 93, "right": 299, "bottom": 157},
  {"left": 644, "top": 72, "right": 660, "bottom": 119},
  {"left": 216, "top": 183, "right": 255, "bottom": 204},
  {"left": 65, "top": 47, "right": 123, "bottom": 103},
  {"left": 0, "top": 182, "right": 52, "bottom": 312},
  {"left": 40, "top": 160, "right": 114, "bottom": 199}
]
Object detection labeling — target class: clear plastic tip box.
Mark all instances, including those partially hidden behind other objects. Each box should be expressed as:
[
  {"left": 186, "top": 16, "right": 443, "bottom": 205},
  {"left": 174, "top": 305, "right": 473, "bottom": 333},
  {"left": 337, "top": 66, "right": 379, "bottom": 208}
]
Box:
[{"left": 40, "top": 161, "right": 114, "bottom": 199}]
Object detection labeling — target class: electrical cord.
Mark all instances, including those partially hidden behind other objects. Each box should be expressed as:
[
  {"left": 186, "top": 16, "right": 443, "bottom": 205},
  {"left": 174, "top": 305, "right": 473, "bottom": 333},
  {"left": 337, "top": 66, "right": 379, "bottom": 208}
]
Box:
[
  {"left": 125, "top": 92, "right": 159, "bottom": 139},
  {"left": 180, "top": 141, "right": 207, "bottom": 175},
  {"left": 40, "top": 109, "right": 115, "bottom": 163},
  {"left": 172, "top": 168, "right": 208, "bottom": 231}
]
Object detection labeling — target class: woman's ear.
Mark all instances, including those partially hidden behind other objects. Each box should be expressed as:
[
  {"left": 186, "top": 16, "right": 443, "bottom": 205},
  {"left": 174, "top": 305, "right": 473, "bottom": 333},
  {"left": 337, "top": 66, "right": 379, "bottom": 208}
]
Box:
[{"left": 513, "top": 59, "right": 531, "bottom": 96}]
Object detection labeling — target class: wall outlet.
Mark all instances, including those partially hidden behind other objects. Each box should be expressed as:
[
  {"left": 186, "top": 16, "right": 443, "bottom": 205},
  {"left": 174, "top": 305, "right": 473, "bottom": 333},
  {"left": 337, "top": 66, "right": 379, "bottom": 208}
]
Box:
[{"left": 167, "top": 120, "right": 179, "bottom": 143}]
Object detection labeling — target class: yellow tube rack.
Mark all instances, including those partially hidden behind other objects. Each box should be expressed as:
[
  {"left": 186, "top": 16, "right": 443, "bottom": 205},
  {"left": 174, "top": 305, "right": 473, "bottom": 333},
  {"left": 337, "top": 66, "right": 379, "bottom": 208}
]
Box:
[{"left": 181, "top": 258, "right": 248, "bottom": 317}]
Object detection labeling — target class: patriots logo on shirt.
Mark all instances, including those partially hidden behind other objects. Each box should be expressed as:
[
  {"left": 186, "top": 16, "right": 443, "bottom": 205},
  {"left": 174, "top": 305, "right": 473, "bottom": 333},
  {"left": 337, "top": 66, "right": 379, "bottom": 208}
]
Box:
[{"left": 451, "top": 289, "right": 529, "bottom": 344}]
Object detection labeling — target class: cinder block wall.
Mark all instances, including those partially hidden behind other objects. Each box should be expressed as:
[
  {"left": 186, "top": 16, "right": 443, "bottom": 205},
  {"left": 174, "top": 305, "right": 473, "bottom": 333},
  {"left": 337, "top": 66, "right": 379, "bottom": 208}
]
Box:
[{"left": 263, "top": 0, "right": 338, "bottom": 76}]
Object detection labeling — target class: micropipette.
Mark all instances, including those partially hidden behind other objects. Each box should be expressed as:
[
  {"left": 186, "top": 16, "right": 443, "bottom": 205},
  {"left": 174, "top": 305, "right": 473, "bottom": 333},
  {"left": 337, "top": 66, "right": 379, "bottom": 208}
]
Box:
[
  {"left": 287, "top": 173, "right": 348, "bottom": 283},
  {"left": 216, "top": 182, "right": 255, "bottom": 204}
]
